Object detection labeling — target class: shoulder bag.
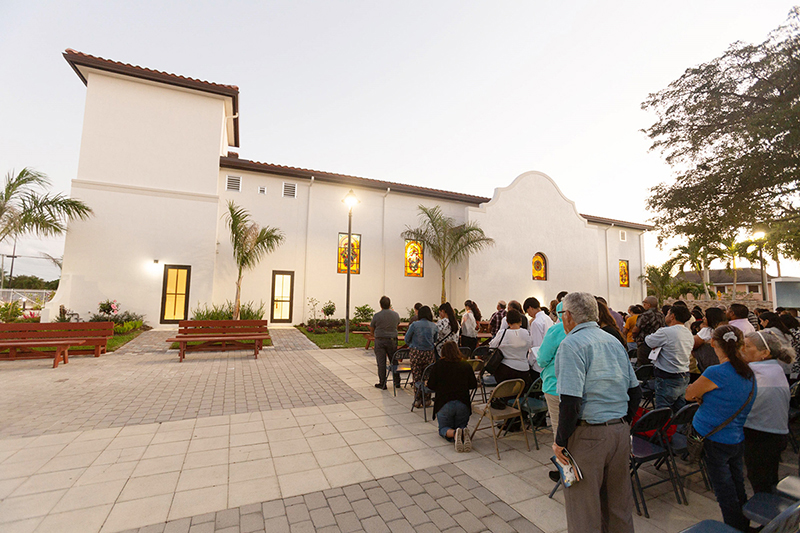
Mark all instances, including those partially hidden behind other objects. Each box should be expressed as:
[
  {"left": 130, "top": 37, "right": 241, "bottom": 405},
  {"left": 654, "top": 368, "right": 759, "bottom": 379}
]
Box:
[
  {"left": 484, "top": 329, "right": 507, "bottom": 375},
  {"left": 685, "top": 378, "right": 755, "bottom": 464}
]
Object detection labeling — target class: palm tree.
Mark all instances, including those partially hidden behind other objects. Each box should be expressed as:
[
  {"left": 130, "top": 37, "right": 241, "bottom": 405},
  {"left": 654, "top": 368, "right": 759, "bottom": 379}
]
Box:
[
  {"left": 225, "top": 201, "right": 284, "bottom": 320},
  {"left": 639, "top": 262, "right": 677, "bottom": 306},
  {"left": 716, "top": 235, "right": 750, "bottom": 298},
  {"left": 670, "top": 239, "right": 721, "bottom": 300},
  {"left": 401, "top": 205, "right": 494, "bottom": 303},
  {"left": 0, "top": 168, "right": 92, "bottom": 243}
]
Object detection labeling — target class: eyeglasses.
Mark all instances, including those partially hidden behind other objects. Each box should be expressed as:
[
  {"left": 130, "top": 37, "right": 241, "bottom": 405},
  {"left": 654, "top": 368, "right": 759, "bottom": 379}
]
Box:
[{"left": 557, "top": 310, "right": 567, "bottom": 316}]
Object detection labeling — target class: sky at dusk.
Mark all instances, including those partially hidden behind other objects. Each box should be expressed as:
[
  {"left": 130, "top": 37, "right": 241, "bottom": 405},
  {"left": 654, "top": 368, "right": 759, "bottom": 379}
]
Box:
[{"left": 1, "top": 1, "right": 797, "bottom": 283}]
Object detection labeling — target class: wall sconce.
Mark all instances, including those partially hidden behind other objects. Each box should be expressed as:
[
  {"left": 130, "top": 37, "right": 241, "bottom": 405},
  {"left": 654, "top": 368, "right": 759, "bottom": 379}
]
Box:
[{"left": 154, "top": 259, "right": 159, "bottom": 264}]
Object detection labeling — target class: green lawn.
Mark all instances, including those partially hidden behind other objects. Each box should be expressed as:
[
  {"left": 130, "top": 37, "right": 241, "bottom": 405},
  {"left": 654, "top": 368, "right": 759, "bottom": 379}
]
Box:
[
  {"left": 107, "top": 329, "right": 144, "bottom": 351},
  {"left": 295, "top": 327, "right": 375, "bottom": 349}
]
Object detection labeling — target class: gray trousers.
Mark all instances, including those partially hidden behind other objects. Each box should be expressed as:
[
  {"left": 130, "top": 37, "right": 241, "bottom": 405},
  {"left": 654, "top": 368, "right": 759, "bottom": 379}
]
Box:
[
  {"left": 374, "top": 337, "right": 398, "bottom": 386},
  {"left": 563, "top": 422, "right": 634, "bottom": 533}
]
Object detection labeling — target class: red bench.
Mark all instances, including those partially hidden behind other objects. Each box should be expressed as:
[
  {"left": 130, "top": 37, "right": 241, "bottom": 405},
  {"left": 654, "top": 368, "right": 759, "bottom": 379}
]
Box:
[
  {"left": 165, "top": 320, "right": 271, "bottom": 362},
  {"left": 0, "top": 322, "right": 114, "bottom": 368}
]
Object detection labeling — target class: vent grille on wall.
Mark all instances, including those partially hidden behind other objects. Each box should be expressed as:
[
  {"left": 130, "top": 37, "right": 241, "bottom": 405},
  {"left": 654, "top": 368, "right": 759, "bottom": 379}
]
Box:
[
  {"left": 619, "top": 230, "right": 627, "bottom": 242},
  {"left": 282, "top": 182, "right": 297, "bottom": 198},
  {"left": 226, "top": 176, "right": 242, "bottom": 192},
  {"left": 258, "top": 186, "right": 267, "bottom": 195}
]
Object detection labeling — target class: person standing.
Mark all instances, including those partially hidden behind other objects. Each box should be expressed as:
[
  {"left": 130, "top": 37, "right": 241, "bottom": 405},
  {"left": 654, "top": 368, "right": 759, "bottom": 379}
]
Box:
[
  {"left": 645, "top": 305, "right": 694, "bottom": 412},
  {"left": 404, "top": 306, "right": 438, "bottom": 408},
  {"left": 685, "top": 326, "right": 756, "bottom": 531},
  {"left": 489, "top": 301, "right": 507, "bottom": 337},
  {"left": 460, "top": 300, "right": 481, "bottom": 351},
  {"left": 553, "top": 292, "right": 641, "bottom": 533},
  {"left": 369, "top": 296, "right": 401, "bottom": 390},
  {"left": 632, "top": 296, "right": 666, "bottom": 367},
  {"left": 524, "top": 297, "right": 552, "bottom": 375},
  {"left": 436, "top": 302, "right": 460, "bottom": 354},
  {"left": 537, "top": 301, "right": 567, "bottom": 482},
  {"left": 728, "top": 303, "right": 756, "bottom": 335},
  {"left": 743, "top": 330, "right": 793, "bottom": 494}
]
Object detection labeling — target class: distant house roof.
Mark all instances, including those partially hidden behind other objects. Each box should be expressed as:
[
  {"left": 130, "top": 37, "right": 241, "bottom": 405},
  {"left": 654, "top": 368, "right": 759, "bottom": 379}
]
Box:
[
  {"left": 676, "top": 268, "right": 773, "bottom": 285},
  {"left": 63, "top": 49, "right": 240, "bottom": 147},
  {"left": 220, "top": 156, "right": 651, "bottom": 230}
]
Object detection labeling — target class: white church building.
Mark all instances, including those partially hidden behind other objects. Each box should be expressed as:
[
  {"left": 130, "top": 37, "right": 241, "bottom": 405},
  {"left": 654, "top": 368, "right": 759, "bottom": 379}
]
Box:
[{"left": 44, "top": 50, "right": 651, "bottom": 327}]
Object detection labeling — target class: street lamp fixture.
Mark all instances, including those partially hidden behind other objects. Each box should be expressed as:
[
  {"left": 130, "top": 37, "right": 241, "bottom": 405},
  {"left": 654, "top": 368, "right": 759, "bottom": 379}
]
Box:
[
  {"left": 342, "top": 190, "right": 359, "bottom": 343},
  {"left": 752, "top": 231, "right": 768, "bottom": 301}
]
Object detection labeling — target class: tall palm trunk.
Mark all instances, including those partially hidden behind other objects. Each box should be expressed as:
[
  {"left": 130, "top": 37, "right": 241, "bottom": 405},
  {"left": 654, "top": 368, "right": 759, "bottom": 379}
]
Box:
[
  {"left": 234, "top": 267, "right": 243, "bottom": 320},
  {"left": 702, "top": 265, "right": 711, "bottom": 300},
  {"left": 731, "top": 258, "right": 738, "bottom": 299},
  {"left": 440, "top": 269, "right": 447, "bottom": 304}
]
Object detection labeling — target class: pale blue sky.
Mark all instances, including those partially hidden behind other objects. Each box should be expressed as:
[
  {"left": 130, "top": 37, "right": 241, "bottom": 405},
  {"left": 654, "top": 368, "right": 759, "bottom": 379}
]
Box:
[{"left": 0, "top": 1, "right": 796, "bottom": 281}]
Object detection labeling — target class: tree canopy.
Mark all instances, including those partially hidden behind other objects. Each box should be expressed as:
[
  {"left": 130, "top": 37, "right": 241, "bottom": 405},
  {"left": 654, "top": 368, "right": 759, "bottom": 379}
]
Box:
[{"left": 643, "top": 8, "right": 800, "bottom": 254}]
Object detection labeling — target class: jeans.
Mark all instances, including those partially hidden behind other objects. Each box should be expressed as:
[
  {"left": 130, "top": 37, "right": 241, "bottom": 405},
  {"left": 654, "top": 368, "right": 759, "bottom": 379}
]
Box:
[
  {"left": 437, "top": 400, "right": 470, "bottom": 439},
  {"left": 704, "top": 439, "right": 748, "bottom": 531},
  {"left": 654, "top": 375, "right": 689, "bottom": 412}
]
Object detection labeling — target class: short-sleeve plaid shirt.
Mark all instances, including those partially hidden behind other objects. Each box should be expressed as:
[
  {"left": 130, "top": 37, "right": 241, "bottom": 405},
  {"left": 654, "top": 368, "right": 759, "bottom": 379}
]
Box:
[{"left": 634, "top": 309, "right": 665, "bottom": 344}]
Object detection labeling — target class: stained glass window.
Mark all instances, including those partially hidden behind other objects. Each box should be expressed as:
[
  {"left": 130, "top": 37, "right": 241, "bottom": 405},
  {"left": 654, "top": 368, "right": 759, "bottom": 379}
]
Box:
[
  {"left": 337, "top": 233, "right": 361, "bottom": 274},
  {"left": 404, "top": 240, "right": 424, "bottom": 277},
  {"left": 619, "top": 260, "right": 630, "bottom": 287},
  {"left": 532, "top": 253, "right": 547, "bottom": 281}
]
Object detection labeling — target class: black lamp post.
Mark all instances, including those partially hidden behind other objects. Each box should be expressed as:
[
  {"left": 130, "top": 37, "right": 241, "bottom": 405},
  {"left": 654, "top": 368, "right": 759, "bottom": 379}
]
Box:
[{"left": 342, "top": 190, "right": 359, "bottom": 343}]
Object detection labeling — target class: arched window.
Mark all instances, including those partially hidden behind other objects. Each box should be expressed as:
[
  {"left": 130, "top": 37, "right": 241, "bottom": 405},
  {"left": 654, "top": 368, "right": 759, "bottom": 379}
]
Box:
[{"left": 532, "top": 253, "right": 547, "bottom": 281}]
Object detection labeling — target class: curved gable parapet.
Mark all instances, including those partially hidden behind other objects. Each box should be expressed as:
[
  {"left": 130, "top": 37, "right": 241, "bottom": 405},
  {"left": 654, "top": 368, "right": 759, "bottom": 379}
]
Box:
[{"left": 468, "top": 170, "right": 589, "bottom": 228}]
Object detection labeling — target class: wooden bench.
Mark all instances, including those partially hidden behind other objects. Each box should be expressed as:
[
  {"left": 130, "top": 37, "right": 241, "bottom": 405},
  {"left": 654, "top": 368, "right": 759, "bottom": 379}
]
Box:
[
  {"left": 0, "top": 340, "right": 86, "bottom": 368},
  {"left": 0, "top": 322, "right": 114, "bottom": 367},
  {"left": 166, "top": 320, "right": 271, "bottom": 362}
]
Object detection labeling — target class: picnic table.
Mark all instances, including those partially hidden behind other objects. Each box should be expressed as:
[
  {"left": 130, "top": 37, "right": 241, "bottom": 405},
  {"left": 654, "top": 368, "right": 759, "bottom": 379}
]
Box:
[
  {"left": 0, "top": 339, "right": 86, "bottom": 368},
  {"left": 354, "top": 322, "right": 409, "bottom": 350}
]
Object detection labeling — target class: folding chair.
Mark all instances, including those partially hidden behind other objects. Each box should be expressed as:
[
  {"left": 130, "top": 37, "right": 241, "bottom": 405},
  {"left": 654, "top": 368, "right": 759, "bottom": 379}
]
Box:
[
  {"left": 470, "top": 379, "right": 530, "bottom": 460},
  {"left": 788, "top": 382, "right": 800, "bottom": 453},
  {"left": 743, "top": 492, "right": 797, "bottom": 526},
  {"left": 658, "top": 403, "right": 708, "bottom": 504},
  {"left": 471, "top": 347, "right": 498, "bottom": 398},
  {"left": 390, "top": 348, "right": 412, "bottom": 397},
  {"left": 636, "top": 364, "right": 655, "bottom": 410},
  {"left": 459, "top": 346, "right": 472, "bottom": 358},
  {"left": 630, "top": 407, "right": 682, "bottom": 519},
  {"left": 679, "top": 499, "right": 800, "bottom": 532},
  {"left": 466, "top": 359, "right": 486, "bottom": 403},
  {"left": 411, "top": 362, "right": 435, "bottom": 422},
  {"left": 512, "top": 378, "right": 549, "bottom": 450}
]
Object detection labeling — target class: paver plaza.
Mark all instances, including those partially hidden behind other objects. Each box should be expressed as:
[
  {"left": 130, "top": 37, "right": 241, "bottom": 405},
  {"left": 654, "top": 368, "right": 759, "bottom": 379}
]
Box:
[{"left": 1, "top": 328, "right": 794, "bottom": 533}]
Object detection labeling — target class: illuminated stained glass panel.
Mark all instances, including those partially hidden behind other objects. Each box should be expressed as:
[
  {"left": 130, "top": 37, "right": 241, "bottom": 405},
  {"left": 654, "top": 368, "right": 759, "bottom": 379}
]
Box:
[
  {"left": 337, "top": 233, "right": 361, "bottom": 274},
  {"left": 532, "top": 253, "right": 547, "bottom": 281},
  {"left": 404, "top": 240, "right": 424, "bottom": 277},
  {"left": 619, "top": 260, "right": 630, "bottom": 287}
]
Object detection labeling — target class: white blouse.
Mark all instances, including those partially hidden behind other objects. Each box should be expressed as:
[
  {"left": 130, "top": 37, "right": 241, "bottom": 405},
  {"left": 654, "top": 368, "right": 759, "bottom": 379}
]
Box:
[
  {"left": 461, "top": 311, "right": 477, "bottom": 337},
  {"left": 490, "top": 328, "right": 532, "bottom": 372}
]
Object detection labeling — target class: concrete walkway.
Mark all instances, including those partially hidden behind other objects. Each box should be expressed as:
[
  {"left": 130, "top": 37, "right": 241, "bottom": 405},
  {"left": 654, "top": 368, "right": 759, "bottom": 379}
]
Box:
[{"left": 1, "top": 330, "right": 791, "bottom": 533}]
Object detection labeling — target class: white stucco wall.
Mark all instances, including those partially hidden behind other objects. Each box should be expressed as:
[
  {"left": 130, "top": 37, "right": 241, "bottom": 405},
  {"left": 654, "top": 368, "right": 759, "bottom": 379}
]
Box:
[
  {"left": 43, "top": 71, "right": 229, "bottom": 324},
  {"left": 466, "top": 171, "right": 645, "bottom": 312},
  {"left": 211, "top": 169, "right": 473, "bottom": 324}
]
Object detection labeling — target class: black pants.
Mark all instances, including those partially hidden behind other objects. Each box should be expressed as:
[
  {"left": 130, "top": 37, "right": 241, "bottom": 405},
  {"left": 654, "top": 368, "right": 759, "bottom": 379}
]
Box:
[
  {"left": 636, "top": 343, "right": 651, "bottom": 368},
  {"left": 744, "top": 427, "right": 788, "bottom": 494},
  {"left": 459, "top": 335, "right": 478, "bottom": 352},
  {"left": 374, "top": 337, "right": 398, "bottom": 386}
]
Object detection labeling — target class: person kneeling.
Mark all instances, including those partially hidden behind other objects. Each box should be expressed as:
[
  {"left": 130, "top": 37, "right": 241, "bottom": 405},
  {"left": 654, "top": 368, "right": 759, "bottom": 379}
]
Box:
[{"left": 427, "top": 341, "right": 478, "bottom": 452}]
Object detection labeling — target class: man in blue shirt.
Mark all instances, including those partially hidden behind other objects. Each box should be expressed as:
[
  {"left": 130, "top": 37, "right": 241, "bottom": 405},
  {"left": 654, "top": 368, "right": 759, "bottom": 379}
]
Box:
[{"left": 553, "top": 292, "right": 641, "bottom": 533}]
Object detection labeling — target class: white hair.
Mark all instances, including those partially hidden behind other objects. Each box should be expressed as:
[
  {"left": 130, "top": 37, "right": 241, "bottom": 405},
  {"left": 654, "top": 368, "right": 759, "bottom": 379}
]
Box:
[{"left": 563, "top": 292, "right": 598, "bottom": 324}]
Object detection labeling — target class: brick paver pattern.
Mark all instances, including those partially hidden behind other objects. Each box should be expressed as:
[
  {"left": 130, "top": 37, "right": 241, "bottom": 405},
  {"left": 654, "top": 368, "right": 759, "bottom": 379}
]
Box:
[
  {"left": 0, "top": 330, "right": 361, "bottom": 439},
  {"left": 116, "top": 465, "right": 542, "bottom": 533}
]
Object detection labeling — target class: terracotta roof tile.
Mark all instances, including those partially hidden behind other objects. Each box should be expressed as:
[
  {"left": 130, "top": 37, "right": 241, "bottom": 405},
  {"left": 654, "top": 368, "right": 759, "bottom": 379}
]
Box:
[
  {"left": 220, "top": 156, "right": 493, "bottom": 204},
  {"left": 579, "top": 214, "right": 654, "bottom": 231}
]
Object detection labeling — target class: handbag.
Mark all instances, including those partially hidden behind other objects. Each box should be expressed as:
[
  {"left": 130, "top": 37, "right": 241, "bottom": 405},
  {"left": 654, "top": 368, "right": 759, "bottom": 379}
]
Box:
[
  {"left": 483, "top": 330, "right": 507, "bottom": 375},
  {"left": 685, "top": 378, "right": 755, "bottom": 464}
]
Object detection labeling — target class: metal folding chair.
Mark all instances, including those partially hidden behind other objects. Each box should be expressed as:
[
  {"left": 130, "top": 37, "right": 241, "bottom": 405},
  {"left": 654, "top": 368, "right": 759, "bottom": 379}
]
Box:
[
  {"left": 470, "top": 379, "right": 530, "bottom": 460},
  {"left": 390, "top": 348, "right": 412, "bottom": 397},
  {"left": 410, "top": 362, "right": 435, "bottom": 421},
  {"left": 630, "top": 407, "right": 682, "bottom": 518}
]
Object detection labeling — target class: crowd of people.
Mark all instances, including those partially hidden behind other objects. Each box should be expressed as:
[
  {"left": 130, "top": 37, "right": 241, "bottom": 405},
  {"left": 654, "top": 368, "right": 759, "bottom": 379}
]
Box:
[{"left": 366, "top": 293, "right": 800, "bottom": 533}]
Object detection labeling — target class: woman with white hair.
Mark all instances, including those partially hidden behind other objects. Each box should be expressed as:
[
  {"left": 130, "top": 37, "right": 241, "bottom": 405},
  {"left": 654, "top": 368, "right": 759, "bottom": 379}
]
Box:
[{"left": 742, "top": 329, "right": 794, "bottom": 494}]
